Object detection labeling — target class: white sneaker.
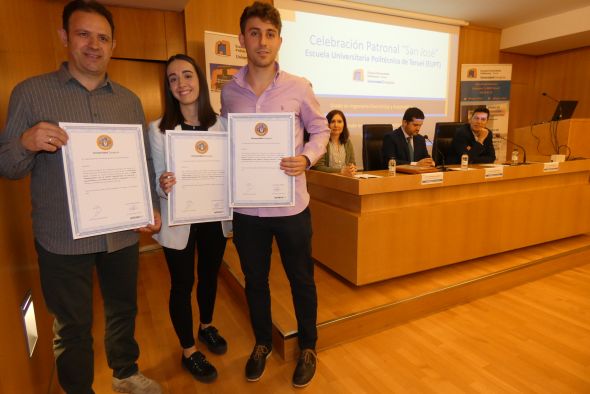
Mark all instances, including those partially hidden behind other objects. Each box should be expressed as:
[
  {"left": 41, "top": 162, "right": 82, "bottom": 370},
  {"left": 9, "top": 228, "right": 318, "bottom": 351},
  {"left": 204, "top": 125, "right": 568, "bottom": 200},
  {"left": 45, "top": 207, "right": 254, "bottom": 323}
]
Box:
[{"left": 112, "top": 371, "right": 162, "bottom": 394}]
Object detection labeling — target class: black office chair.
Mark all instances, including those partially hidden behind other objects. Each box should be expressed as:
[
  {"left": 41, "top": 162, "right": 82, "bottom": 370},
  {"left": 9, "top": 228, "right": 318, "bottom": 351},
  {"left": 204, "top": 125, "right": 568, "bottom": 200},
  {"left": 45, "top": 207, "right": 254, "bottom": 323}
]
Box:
[
  {"left": 362, "top": 124, "right": 393, "bottom": 171},
  {"left": 432, "top": 122, "right": 466, "bottom": 167}
]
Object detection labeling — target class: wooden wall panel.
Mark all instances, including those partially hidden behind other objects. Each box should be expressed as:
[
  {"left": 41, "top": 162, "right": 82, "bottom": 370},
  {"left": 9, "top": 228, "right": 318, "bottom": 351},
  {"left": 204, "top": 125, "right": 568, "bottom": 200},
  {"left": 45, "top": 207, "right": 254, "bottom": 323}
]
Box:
[
  {"left": 498, "top": 52, "right": 537, "bottom": 142},
  {"left": 458, "top": 25, "right": 502, "bottom": 65},
  {"left": 108, "top": 59, "right": 166, "bottom": 124},
  {"left": 532, "top": 47, "right": 590, "bottom": 121},
  {"left": 165, "top": 11, "right": 187, "bottom": 58},
  {"left": 0, "top": 177, "right": 56, "bottom": 394},
  {"left": 0, "top": 178, "right": 54, "bottom": 393},
  {"left": 500, "top": 46, "right": 590, "bottom": 143},
  {"left": 1, "top": 1, "right": 61, "bottom": 127},
  {"left": 0, "top": 1, "right": 61, "bottom": 393},
  {"left": 455, "top": 25, "right": 502, "bottom": 120},
  {"left": 110, "top": 7, "right": 168, "bottom": 60}
]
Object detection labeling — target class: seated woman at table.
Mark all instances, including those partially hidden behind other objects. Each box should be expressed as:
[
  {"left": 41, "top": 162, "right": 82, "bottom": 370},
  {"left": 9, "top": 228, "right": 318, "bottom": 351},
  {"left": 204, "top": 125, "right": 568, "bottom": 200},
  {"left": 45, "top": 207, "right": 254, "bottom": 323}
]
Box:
[{"left": 312, "top": 109, "right": 356, "bottom": 176}]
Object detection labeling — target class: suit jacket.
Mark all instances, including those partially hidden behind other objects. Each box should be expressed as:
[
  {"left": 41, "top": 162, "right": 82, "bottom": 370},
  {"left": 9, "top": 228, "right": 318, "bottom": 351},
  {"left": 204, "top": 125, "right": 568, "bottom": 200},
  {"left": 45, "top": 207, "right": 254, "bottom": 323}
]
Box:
[
  {"left": 381, "top": 127, "right": 430, "bottom": 165},
  {"left": 148, "top": 117, "right": 226, "bottom": 250},
  {"left": 311, "top": 139, "right": 356, "bottom": 173},
  {"left": 448, "top": 124, "right": 496, "bottom": 164}
]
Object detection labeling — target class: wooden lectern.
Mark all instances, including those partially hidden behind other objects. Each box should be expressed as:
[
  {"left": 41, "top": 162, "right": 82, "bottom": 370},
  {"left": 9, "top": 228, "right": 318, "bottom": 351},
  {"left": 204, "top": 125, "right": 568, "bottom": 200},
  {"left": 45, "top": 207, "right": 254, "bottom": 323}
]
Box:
[{"left": 512, "top": 118, "right": 590, "bottom": 162}]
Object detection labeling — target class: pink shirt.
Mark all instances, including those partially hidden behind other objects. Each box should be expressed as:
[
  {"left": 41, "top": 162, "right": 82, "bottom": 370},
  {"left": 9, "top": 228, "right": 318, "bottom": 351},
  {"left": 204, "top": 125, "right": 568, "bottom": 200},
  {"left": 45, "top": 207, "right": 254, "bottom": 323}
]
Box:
[{"left": 221, "top": 63, "right": 329, "bottom": 217}]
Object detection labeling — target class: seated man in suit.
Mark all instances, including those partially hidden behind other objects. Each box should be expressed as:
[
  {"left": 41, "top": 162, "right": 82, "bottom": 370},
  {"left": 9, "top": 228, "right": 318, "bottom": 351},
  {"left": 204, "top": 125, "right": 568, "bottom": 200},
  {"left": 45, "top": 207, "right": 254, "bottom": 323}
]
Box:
[
  {"left": 381, "top": 107, "right": 434, "bottom": 166},
  {"left": 448, "top": 106, "right": 496, "bottom": 164}
]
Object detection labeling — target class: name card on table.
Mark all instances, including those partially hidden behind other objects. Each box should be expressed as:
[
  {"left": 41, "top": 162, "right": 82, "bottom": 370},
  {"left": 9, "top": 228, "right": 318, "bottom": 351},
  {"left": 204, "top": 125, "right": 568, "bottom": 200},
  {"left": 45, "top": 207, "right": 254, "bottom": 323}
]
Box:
[
  {"left": 421, "top": 172, "right": 443, "bottom": 185},
  {"left": 484, "top": 166, "right": 504, "bottom": 179},
  {"left": 543, "top": 162, "right": 559, "bottom": 172},
  {"left": 354, "top": 173, "right": 382, "bottom": 179}
]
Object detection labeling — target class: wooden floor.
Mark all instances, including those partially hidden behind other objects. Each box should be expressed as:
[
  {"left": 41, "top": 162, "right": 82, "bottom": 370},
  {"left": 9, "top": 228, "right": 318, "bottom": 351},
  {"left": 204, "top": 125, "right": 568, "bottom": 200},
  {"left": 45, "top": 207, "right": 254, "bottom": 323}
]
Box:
[
  {"left": 79, "top": 242, "right": 590, "bottom": 393},
  {"left": 223, "top": 234, "right": 590, "bottom": 359}
]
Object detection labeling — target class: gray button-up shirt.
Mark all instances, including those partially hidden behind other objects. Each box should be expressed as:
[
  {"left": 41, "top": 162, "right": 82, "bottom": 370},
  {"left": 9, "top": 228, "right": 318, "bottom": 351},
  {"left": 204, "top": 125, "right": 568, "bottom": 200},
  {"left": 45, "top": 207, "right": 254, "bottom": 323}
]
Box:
[{"left": 0, "top": 63, "right": 157, "bottom": 254}]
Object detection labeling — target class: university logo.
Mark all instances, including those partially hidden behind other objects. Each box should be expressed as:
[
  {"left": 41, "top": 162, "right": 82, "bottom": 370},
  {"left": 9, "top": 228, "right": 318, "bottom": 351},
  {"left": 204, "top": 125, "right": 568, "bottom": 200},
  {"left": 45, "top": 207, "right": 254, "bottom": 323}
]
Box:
[
  {"left": 254, "top": 122, "right": 269, "bottom": 137},
  {"left": 96, "top": 134, "right": 113, "bottom": 150},
  {"left": 467, "top": 68, "right": 478, "bottom": 78},
  {"left": 195, "top": 140, "right": 208, "bottom": 154},
  {"left": 353, "top": 69, "right": 364, "bottom": 81},
  {"left": 215, "top": 40, "right": 231, "bottom": 56}
]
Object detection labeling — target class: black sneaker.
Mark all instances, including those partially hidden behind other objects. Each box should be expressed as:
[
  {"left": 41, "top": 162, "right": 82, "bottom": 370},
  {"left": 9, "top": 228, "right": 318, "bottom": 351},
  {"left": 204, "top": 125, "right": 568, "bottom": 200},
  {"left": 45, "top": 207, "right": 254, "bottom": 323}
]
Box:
[
  {"left": 198, "top": 326, "right": 228, "bottom": 355},
  {"left": 245, "top": 344, "right": 272, "bottom": 382},
  {"left": 292, "top": 349, "right": 317, "bottom": 388},
  {"left": 181, "top": 351, "right": 218, "bottom": 383}
]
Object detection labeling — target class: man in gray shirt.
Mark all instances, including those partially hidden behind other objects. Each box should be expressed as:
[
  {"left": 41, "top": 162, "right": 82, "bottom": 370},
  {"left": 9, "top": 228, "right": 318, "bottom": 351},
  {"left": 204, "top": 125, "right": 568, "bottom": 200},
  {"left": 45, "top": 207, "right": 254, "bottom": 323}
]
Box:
[{"left": 0, "top": 1, "right": 161, "bottom": 393}]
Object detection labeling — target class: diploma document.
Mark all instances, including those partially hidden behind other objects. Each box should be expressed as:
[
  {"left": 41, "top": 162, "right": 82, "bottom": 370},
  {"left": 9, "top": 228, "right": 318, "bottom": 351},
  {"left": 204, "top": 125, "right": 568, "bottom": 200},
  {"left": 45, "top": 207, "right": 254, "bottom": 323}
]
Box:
[
  {"left": 228, "top": 113, "right": 295, "bottom": 207},
  {"left": 166, "top": 131, "right": 232, "bottom": 225},
  {"left": 60, "top": 123, "right": 154, "bottom": 239}
]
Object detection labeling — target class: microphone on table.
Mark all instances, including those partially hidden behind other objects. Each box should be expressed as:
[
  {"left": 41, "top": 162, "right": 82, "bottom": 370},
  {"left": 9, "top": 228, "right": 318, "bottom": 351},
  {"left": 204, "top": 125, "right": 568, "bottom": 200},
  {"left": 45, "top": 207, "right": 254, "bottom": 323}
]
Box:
[
  {"left": 423, "top": 135, "right": 448, "bottom": 171},
  {"left": 493, "top": 131, "right": 527, "bottom": 165}
]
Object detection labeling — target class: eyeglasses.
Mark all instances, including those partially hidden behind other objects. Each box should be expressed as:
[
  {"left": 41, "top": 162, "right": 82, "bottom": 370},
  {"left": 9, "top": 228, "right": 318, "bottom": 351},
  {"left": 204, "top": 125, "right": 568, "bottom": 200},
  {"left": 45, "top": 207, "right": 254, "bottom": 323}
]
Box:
[{"left": 471, "top": 116, "right": 488, "bottom": 122}]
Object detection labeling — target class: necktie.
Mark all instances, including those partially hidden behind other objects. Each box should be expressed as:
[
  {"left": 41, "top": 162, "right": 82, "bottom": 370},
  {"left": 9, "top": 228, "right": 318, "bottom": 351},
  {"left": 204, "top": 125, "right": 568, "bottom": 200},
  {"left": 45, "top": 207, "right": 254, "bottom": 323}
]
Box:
[{"left": 407, "top": 136, "right": 414, "bottom": 161}]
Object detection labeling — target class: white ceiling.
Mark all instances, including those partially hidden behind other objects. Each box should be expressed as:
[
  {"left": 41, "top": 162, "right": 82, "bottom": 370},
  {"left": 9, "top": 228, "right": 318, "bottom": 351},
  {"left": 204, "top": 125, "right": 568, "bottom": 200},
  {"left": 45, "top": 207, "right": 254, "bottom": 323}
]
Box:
[
  {"left": 356, "top": 0, "right": 590, "bottom": 29},
  {"left": 102, "top": 0, "right": 590, "bottom": 55},
  {"left": 102, "top": 0, "right": 590, "bottom": 29}
]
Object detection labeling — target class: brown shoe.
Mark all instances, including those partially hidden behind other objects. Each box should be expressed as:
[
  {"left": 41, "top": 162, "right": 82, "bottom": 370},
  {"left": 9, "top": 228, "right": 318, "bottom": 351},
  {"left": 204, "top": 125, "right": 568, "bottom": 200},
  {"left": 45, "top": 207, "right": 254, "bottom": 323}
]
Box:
[
  {"left": 292, "top": 349, "right": 317, "bottom": 388},
  {"left": 245, "top": 344, "right": 272, "bottom": 382}
]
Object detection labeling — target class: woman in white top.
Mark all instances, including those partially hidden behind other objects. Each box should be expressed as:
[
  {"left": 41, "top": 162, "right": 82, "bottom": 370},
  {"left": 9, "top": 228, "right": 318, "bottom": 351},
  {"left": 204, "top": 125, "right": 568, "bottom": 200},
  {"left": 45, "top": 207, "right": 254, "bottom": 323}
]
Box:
[{"left": 148, "top": 54, "right": 227, "bottom": 383}]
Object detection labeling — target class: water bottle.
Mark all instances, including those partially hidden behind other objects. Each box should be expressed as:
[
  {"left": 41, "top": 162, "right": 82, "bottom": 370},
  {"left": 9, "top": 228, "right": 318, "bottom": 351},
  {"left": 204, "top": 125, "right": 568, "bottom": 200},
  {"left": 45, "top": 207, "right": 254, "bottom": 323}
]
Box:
[
  {"left": 511, "top": 148, "right": 519, "bottom": 166},
  {"left": 388, "top": 157, "right": 396, "bottom": 175},
  {"left": 461, "top": 153, "right": 468, "bottom": 170}
]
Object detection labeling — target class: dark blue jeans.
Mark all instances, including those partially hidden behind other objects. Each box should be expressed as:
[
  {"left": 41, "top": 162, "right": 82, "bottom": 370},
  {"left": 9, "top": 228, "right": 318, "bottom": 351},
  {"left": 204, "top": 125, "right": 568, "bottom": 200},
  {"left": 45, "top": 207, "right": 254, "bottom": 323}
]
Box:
[
  {"left": 36, "top": 241, "right": 139, "bottom": 394},
  {"left": 233, "top": 208, "right": 317, "bottom": 350}
]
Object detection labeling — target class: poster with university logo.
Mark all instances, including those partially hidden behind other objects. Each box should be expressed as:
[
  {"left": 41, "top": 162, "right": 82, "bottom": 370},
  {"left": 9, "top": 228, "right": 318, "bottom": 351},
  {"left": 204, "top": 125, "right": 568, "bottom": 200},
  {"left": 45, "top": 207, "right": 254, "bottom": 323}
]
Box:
[
  {"left": 204, "top": 31, "right": 247, "bottom": 113},
  {"left": 460, "top": 64, "right": 512, "bottom": 161}
]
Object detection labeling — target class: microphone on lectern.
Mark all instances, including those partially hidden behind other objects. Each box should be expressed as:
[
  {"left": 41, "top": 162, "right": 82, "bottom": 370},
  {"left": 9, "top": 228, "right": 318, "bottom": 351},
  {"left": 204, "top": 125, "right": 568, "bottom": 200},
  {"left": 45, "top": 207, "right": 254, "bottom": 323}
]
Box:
[
  {"left": 542, "top": 92, "right": 563, "bottom": 120},
  {"left": 541, "top": 91, "right": 559, "bottom": 103}
]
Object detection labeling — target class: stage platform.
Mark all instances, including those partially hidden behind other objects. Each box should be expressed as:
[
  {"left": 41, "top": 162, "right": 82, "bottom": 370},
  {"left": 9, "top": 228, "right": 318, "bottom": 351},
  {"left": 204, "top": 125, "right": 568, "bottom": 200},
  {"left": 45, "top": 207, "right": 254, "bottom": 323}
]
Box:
[{"left": 220, "top": 234, "right": 590, "bottom": 361}]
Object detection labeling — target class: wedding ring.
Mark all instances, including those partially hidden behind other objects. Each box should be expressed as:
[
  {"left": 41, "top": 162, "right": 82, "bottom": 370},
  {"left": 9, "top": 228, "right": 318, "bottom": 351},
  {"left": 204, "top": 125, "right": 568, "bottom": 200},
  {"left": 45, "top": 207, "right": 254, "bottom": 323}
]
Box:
[{"left": 48, "top": 137, "right": 53, "bottom": 144}]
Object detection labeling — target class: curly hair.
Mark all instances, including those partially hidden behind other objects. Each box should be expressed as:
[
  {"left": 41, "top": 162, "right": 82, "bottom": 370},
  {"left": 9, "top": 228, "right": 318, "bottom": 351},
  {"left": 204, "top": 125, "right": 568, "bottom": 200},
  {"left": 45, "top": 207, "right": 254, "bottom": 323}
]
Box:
[{"left": 240, "top": 1, "right": 282, "bottom": 34}]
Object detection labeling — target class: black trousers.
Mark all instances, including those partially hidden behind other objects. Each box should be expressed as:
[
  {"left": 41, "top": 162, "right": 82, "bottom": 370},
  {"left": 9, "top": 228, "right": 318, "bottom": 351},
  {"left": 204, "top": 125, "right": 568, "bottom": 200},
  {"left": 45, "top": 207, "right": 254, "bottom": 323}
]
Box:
[
  {"left": 233, "top": 208, "right": 318, "bottom": 350},
  {"left": 162, "top": 222, "right": 227, "bottom": 349},
  {"left": 36, "top": 241, "right": 140, "bottom": 394}
]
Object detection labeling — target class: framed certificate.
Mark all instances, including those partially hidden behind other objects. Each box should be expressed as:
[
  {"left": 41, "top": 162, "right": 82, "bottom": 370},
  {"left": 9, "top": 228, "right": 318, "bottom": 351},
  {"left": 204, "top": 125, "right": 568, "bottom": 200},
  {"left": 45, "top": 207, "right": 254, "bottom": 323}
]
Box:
[
  {"left": 166, "top": 130, "right": 232, "bottom": 225},
  {"left": 228, "top": 113, "right": 295, "bottom": 207},
  {"left": 60, "top": 122, "right": 154, "bottom": 239}
]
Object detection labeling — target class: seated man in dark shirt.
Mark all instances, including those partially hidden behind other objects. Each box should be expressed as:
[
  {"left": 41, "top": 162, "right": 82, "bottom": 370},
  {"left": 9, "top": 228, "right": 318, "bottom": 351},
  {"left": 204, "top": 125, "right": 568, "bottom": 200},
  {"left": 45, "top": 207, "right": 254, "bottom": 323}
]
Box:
[
  {"left": 381, "top": 107, "right": 434, "bottom": 166},
  {"left": 449, "top": 106, "right": 496, "bottom": 164}
]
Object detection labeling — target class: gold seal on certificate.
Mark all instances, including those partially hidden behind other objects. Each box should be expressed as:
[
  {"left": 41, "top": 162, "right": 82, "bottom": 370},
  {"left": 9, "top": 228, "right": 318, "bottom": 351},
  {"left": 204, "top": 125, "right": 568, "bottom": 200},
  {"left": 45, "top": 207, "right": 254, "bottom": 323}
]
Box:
[
  {"left": 195, "top": 140, "right": 209, "bottom": 154},
  {"left": 96, "top": 134, "right": 114, "bottom": 150},
  {"left": 254, "top": 122, "right": 269, "bottom": 136},
  {"left": 60, "top": 122, "right": 154, "bottom": 239},
  {"left": 166, "top": 131, "right": 231, "bottom": 225},
  {"left": 228, "top": 113, "right": 295, "bottom": 207}
]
